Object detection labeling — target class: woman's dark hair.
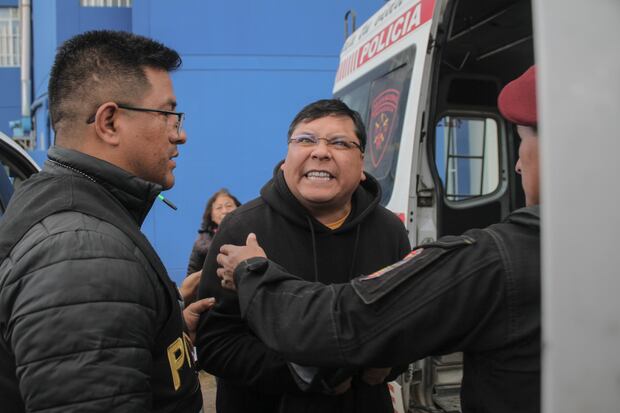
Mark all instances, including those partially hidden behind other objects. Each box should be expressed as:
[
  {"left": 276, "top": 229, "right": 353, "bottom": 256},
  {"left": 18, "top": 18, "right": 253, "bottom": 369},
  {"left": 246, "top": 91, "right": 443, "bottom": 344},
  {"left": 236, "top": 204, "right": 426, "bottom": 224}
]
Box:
[{"left": 201, "top": 188, "right": 241, "bottom": 234}]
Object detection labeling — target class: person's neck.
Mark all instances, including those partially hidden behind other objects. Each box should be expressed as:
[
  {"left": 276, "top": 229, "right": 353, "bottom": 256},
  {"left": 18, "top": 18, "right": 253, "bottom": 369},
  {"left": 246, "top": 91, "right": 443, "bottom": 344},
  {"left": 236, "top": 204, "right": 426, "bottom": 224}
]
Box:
[
  {"left": 55, "top": 137, "right": 108, "bottom": 165},
  {"left": 60, "top": 138, "right": 133, "bottom": 178},
  {"left": 305, "top": 202, "right": 352, "bottom": 226}
]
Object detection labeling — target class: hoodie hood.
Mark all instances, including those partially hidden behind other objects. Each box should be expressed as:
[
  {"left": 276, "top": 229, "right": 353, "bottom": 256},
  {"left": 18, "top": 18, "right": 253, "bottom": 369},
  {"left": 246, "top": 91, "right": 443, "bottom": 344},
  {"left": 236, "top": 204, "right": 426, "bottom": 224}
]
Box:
[
  {"left": 259, "top": 162, "right": 382, "bottom": 233},
  {"left": 259, "top": 163, "right": 385, "bottom": 282}
]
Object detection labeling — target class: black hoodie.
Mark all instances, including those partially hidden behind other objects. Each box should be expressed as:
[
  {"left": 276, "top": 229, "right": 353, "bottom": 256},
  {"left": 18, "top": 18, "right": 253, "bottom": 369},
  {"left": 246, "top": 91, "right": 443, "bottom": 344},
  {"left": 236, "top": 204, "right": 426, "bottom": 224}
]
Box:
[{"left": 196, "top": 169, "right": 410, "bottom": 413}]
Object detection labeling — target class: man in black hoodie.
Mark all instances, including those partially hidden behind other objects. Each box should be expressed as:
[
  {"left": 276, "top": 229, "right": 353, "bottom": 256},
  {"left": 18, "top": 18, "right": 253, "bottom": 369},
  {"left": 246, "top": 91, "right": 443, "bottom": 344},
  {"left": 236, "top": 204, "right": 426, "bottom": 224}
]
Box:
[
  {"left": 196, "top": 99, "right": 411, "bottom": 412},
  {"left": 216, "top": 66, "right": 542, "bottom": 413}
]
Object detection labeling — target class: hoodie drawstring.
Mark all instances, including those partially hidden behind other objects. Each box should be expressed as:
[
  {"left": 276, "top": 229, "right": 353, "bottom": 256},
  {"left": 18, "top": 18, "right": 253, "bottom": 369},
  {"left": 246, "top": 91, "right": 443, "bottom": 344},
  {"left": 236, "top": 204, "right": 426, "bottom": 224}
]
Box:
[
  {"left": 306, "top": 215, "right": 320, "bottom": 282},
  {"left": 348, "top": 224, "right": 361, "bottom": 279}
]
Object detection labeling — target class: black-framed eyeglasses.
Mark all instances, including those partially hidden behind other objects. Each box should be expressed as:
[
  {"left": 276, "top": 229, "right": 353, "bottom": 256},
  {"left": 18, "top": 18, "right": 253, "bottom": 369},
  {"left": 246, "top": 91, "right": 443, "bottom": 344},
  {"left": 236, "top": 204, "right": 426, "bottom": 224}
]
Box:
[
  {"left": 86, "top": 103, "right": 185, "bottom": 135},
  {"left": 288, "top": 134, "right": 364, "bottom": 152}
]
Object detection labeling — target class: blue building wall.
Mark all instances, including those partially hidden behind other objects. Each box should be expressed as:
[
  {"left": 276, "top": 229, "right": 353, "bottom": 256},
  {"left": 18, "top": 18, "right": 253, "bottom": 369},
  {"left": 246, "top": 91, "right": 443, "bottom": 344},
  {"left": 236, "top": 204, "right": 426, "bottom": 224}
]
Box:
[
  {"left": 0, "top": 0, "right": 19, "bottom": 136},
  {"left": 19, "top": 0, "right": 383, "bottom": 283},
  {"left": 0, "top": 68, "right": 19, "bottom": 136}
]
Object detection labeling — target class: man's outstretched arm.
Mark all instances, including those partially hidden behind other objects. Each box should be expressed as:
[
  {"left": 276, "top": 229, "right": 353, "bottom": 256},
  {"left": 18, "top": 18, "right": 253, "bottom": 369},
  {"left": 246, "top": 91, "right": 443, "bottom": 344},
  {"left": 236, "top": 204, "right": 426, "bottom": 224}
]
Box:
[{"left": 218, "top": 232, "right": 507, "bottom": 369}]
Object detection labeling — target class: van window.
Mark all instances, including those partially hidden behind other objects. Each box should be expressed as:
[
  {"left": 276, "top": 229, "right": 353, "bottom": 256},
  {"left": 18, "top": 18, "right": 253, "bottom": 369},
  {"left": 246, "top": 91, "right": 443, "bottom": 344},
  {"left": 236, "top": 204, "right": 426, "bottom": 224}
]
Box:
[
  {"left": 336, "top": 47, "right": 415, "bottom": 205},
  {"left": 435, "top": 116, "right": 500, "bottom": 201}
]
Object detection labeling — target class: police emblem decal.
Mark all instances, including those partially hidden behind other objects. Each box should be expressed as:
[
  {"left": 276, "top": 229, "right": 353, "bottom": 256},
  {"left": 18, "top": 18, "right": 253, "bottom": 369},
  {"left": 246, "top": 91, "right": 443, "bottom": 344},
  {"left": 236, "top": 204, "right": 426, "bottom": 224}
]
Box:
[{"left": 369, "top": 88, "right": 400, "bottom": 168}]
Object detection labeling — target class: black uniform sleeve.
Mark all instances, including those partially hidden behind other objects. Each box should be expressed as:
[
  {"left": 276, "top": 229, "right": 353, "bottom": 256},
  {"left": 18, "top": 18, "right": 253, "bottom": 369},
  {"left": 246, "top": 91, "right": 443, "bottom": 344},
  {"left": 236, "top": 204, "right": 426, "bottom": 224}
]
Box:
[
  {"left": 236, "top": 232, "right": 507, "bottom": 368},
  {"left": 195, "top": 223, "right": 300, "bottom": 395},
  {"left": 3, "top": 226, "right": 158, "bottom": 412}
]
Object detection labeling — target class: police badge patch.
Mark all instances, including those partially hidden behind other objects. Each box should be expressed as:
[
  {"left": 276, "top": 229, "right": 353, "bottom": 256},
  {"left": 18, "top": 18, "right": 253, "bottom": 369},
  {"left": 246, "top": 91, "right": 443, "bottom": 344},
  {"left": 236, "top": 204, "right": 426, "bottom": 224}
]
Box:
[
  {"left": 369, "top": 88, "right": 400, "bottom": 169},
  {"left": 352, "top": 235, "right": 477, "bottom": 304},
  {"left": 359, "top": 248, "right": 425, "bottom": 281}
]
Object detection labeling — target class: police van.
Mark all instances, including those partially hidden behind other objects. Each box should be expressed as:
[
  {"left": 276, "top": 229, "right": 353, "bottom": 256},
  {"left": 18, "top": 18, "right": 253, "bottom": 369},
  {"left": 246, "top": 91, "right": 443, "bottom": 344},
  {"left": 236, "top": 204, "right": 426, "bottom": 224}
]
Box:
[{"left": 333, "top": 0, "right": 534, "bottom": 411}]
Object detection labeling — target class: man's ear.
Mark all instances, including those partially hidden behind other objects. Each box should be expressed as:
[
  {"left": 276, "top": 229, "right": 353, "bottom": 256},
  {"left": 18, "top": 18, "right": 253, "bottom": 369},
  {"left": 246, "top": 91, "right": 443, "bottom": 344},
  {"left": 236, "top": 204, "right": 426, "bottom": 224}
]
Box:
[
  {"left": 360, "top": 170, "right": 366, "bottom": 181},
  {"left": 93, "top": 102, "right": 121, "bottom": 146}
]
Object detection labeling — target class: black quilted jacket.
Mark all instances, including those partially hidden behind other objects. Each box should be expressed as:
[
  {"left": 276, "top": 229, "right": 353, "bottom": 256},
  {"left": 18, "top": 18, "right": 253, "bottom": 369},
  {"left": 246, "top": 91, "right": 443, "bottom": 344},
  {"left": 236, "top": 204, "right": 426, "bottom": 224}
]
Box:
[{"left": 0, "top": 146, "right": 201, "bottom": 413}]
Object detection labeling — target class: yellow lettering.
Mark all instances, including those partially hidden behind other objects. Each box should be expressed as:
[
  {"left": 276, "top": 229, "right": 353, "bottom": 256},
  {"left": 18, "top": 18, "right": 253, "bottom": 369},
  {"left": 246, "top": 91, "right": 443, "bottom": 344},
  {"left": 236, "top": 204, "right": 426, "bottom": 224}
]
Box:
[
  {"left": 183, "top": 332, "right": 193, "bottom": 367},
  {"left": 167, "top": 338, "right": 185, "bottom": 391}
]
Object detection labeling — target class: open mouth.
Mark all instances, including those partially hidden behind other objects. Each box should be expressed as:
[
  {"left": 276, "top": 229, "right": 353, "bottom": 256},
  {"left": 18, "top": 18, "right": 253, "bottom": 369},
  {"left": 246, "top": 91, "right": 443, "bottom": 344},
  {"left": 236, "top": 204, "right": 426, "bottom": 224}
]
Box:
[{"left": 305, "top": 170, "right": 334, "bottom": 181}]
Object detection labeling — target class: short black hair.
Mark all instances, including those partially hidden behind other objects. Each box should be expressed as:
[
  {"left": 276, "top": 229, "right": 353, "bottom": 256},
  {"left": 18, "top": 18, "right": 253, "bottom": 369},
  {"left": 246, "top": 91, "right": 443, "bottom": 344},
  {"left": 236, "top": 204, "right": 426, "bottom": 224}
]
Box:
[
  {"left": 48, "top": 30, "right": 181, "bottom": 132},
  {"left": 288, "top": 99, "right": 367, "bottom": 151}
]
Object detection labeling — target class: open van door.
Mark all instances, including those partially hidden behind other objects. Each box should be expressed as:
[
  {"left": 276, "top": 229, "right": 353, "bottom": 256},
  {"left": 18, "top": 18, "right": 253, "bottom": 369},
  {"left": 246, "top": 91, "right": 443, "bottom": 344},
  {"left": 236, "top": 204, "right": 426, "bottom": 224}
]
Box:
[{"left": 334, "top": 0, "right": 534, "bottom": 411}]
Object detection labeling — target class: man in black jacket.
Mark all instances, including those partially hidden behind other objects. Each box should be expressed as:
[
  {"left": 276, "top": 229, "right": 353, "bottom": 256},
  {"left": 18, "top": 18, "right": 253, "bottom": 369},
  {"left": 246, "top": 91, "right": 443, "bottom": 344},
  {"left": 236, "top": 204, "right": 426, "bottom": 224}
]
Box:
[
  {"left": 216, "top": 66, "right": 542, "bottom": 413},
  {"left": 0, "top": 31, "right": 212, "bottom": 412},
  {"left": 196, "top": 99, "right": 411, "bottom": 413}
]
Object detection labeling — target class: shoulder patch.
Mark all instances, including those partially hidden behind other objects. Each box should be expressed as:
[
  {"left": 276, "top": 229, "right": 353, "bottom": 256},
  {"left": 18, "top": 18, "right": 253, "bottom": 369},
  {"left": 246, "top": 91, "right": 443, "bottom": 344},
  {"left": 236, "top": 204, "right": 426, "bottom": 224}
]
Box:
[
  {"left": 352, "top": 235, "right": 476, "bottom": 304},
  {"left": 359, "top": 248, "right": 426, "bottom": 281}
]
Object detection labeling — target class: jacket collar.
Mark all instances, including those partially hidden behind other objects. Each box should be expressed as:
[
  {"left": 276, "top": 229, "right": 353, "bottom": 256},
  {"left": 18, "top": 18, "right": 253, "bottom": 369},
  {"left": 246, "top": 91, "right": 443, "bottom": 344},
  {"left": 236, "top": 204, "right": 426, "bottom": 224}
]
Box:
[
  {"left": 44, "top": 146, "right": 162, "bottom": 226},
  {"left": 506, "top": 205, "right": 540, "bottom": 228}
]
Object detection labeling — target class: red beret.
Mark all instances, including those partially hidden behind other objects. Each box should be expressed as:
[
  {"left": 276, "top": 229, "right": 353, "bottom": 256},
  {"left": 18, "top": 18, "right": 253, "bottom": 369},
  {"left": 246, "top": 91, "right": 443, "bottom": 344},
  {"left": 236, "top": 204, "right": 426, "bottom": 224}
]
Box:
[{"left": 498, "top": 65, "right": 537, "bottom": 126}]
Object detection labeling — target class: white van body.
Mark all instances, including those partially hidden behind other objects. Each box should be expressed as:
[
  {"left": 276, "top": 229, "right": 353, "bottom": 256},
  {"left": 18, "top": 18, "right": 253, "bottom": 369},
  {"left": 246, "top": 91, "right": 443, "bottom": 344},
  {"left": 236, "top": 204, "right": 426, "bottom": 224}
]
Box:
[
  {"left": 335, "top": 0, "right": 439, "bottom": 224},
  {"left": 333, "top": 0, "right": 535, "bottom": 411}
]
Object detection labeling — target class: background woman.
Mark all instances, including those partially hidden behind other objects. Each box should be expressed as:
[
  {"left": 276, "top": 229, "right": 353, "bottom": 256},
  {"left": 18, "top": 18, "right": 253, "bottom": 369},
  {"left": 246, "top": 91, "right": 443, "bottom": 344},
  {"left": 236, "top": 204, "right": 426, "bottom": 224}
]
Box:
[{"left": 187, "top": 188, "right": 241, "bottom": 275}]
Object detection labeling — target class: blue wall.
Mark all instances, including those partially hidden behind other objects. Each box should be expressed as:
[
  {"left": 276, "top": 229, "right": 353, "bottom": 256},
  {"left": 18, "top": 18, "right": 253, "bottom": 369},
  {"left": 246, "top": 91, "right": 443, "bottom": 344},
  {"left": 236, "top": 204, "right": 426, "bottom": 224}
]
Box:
[
  {"left": 0, "top": 0, "right": 19, "bottom": 136},
  {"left": 22, "top": 0, "right": 383, "bottom": 283},
  {"left": 0, "top": 68, "right": 19, "bottom": 136}
]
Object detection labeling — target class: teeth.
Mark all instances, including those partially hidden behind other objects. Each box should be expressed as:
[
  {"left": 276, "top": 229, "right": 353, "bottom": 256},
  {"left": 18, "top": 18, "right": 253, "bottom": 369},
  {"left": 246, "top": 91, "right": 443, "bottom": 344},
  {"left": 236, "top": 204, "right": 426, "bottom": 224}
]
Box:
[{"left": 306, "top": 171, "right": 332, "bottom": 180}]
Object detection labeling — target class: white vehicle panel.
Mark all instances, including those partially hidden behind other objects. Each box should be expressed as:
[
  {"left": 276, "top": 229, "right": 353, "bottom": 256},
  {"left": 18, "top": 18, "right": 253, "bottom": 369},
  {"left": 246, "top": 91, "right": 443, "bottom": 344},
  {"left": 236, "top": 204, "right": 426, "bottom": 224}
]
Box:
[{"left": 334, "top": 0, "right": 438, "bottom": 220}]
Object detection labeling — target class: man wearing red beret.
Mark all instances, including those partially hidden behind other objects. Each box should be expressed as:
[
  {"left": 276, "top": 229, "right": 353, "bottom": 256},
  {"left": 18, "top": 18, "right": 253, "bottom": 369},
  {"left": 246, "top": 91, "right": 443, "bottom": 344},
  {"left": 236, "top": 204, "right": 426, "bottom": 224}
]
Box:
[{"left": 216, "top": 66, "right": 542, "bottom": 413}]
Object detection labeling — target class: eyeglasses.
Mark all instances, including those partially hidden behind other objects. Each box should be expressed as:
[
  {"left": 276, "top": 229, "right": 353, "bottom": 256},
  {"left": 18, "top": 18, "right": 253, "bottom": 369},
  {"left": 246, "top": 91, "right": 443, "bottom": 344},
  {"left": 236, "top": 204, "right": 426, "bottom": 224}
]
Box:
[
  {"left": 288, "top": 134, "right": 363, "bottom": 152},
  {"left": 86, "top": 103, "right": 185, "bottom": 135}
]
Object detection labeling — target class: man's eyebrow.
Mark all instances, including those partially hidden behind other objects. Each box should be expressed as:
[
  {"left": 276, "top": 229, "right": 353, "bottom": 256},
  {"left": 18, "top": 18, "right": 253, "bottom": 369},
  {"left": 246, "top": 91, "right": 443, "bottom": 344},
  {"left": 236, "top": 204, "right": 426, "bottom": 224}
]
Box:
[{"left": 162, "top": 99, "right": 177, "bottom": 110}]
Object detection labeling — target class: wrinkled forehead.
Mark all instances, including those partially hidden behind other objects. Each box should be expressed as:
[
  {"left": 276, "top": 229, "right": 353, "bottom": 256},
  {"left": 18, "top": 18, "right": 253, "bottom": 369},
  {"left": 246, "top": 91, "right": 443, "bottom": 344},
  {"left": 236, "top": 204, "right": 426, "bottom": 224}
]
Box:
[{"left": 292, "top": 115, "right": 358, "bottom": 137}]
